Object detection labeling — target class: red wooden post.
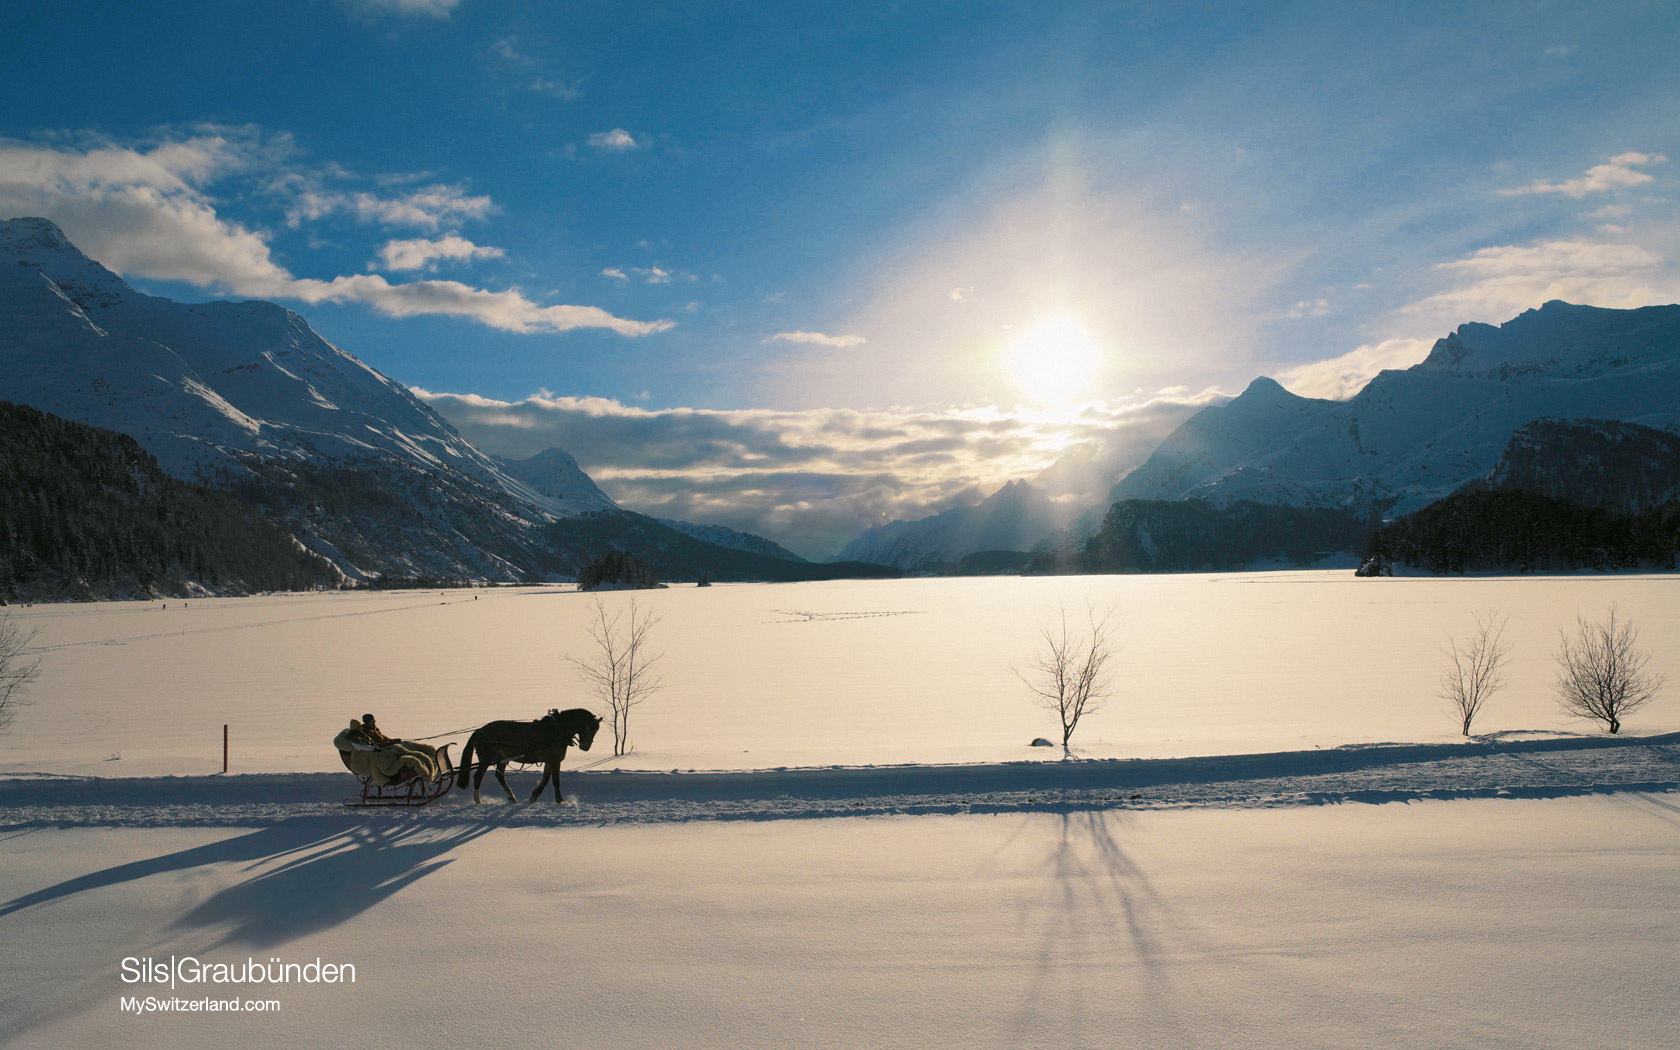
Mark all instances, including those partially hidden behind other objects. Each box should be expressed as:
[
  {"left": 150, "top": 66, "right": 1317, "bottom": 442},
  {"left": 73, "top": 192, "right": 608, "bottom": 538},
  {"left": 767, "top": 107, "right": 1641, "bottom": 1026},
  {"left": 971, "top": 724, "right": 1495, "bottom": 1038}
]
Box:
[{"left": 223, "top": 724, "right": 229, "bottom": 774}]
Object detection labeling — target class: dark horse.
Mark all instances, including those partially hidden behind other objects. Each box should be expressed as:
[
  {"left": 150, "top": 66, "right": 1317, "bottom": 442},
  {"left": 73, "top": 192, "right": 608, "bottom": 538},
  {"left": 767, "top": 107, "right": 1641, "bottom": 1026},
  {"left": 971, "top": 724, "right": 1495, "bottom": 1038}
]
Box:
[{"left": 456, "top": 708, "right": 602, "bottom": 803}]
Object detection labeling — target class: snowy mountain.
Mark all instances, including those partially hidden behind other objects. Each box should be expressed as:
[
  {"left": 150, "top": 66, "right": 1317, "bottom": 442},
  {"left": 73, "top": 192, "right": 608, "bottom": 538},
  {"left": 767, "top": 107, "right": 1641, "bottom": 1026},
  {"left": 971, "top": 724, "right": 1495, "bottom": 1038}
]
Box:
[
  {"left": 0, "top": 217, "right": 600, "bottom": 579},
  {"left": 495, "top": 447, "right": 622, "bottom": 517},
  {"left": 1110, "top": 301, "right": 1680, "bottom": 517},
  {"left": 495, "top": 444, "right": 806, "bottom": 561},
  {"left": 836, "top": 479, "right": 1078, "bottom": 570},
  {"left": 653, "top": 518, "right": 808, "bottom": 563},
  {"left": 0, "top": 217, "right": 827, "bottom": 584}
]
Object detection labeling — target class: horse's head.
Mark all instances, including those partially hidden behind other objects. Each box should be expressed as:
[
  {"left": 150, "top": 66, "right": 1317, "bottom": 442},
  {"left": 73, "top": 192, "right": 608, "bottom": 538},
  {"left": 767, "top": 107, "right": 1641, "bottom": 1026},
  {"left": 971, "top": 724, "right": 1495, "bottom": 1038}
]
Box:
[
  {"left": 544, "top": 708, "right": 602, "bottom": 751},
  {"left": 574, "top": 712, "right": 602, "bottom": 752}
]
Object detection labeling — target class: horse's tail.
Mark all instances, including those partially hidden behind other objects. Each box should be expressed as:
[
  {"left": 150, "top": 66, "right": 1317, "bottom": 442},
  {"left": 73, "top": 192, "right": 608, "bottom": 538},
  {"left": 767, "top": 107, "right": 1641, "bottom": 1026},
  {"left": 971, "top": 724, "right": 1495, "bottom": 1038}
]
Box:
[{"left": 455, "top": 731, "right": 478, "bottom": 789}]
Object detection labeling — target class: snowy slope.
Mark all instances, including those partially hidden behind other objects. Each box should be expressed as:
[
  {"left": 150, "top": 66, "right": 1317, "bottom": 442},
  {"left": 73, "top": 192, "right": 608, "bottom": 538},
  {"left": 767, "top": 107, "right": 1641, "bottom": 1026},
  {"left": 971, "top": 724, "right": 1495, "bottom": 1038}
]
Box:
[
  {"left": 836, "top": 479, "right": 1078, "bottom": 569},
  {"left": 0, "top": 218, "right": 512, "bottom": 491},
  {"left": 0, "top": 218, "right": 715, "bottom": 580},
  {"left": 1112, "top": 301, "right": 1680, "bottom": 517}
]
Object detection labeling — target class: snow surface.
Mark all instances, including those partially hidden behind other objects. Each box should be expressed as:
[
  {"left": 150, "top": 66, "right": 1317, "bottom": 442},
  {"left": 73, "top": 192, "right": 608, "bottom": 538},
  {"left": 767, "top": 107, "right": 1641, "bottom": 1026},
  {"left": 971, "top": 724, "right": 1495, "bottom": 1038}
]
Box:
[
  {"left": 2, "top": 573, "right": 1677, "bottom": 1048},
  {"left": 4, "top": 572, "right": 1676, "bottom": 777}
]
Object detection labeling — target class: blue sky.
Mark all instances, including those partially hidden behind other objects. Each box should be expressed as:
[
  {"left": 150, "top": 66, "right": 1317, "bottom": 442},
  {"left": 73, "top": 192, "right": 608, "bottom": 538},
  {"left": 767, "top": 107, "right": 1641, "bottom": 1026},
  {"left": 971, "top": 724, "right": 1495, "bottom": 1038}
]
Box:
[{"left": 3, "top": 0, "right": 1677, "bottom": 554}]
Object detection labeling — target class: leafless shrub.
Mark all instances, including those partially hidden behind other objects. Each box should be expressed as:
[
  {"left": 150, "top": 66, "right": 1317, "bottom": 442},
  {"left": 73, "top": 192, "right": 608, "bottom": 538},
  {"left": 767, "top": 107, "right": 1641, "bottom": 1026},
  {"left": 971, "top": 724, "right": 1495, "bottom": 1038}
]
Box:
[
  {"left": 1439, "top": 611, "right": 1511, "bottom": 736},
  {"left": 1016, "top": 604, "right": 1119, "bottom": 756},
  {"left": 0, "top": 612, "right": 41, "bottom": 734},
  {"left": 567, "top": 596, "right": 663, "bottom": 756},
  {"left": 1553, "top": 605, "right": 1665, "bottom": 735}
]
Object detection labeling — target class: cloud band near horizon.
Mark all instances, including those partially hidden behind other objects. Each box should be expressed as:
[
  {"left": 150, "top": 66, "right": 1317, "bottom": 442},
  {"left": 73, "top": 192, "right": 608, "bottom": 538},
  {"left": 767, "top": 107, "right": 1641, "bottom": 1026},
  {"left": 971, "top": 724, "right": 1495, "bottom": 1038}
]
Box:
[{"left": 417, "top": 388, "right": 1216, "bottom": 558}]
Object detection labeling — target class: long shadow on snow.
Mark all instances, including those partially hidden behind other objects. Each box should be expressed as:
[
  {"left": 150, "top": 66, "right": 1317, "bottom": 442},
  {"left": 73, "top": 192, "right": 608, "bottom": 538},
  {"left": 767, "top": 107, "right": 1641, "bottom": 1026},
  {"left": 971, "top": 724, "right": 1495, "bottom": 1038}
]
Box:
[
  {"left": 0, "top": 818, "right": 491, "bottom": 1047},
  {"left": 0, "top": 816, "right": 491, "bottom": 947}
]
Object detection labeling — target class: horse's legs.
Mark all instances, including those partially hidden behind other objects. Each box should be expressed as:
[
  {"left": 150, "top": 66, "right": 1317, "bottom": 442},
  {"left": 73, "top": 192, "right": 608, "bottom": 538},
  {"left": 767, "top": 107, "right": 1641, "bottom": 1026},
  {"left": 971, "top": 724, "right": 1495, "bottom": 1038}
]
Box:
[
  {"left": 470, "top": 762, "right": 489, "bottom": 804},
  {"left": 493, "top": 761, "right": 516, "bottom": 802},
  {"left": 529, "top": 763, "right": 551, "bottom": 803}
]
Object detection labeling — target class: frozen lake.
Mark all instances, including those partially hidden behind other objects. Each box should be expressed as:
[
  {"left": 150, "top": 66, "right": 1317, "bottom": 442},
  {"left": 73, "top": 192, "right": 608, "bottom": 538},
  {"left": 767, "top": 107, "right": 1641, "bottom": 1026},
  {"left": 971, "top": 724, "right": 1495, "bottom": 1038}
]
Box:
[{"left": 5, "top": 571, "right": 1677, "bottom": 777}]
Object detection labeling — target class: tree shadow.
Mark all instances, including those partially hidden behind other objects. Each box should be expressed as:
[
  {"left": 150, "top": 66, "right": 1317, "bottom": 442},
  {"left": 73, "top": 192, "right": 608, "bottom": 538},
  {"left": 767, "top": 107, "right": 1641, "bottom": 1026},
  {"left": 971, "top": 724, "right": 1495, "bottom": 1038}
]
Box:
[{"left": 1005, "top": 810, "right": 1195, "bottom": 1048}]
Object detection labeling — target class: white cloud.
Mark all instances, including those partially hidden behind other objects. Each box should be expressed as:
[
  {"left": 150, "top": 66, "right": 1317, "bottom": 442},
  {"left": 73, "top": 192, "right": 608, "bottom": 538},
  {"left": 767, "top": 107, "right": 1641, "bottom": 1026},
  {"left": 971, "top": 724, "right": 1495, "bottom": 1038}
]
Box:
[
  {"left": 1405, "top": 238, "right": 1680, "bottom": 322},
  {"left": 1275, "top": 338, "right": 1434, "bottom": 400},
  {"left": 769, "top": 330, "right": 868, "bottom": 348},
  {"left": 0, "top": 134, "right": 670, "bottom": 337},
  {"left": 376, "top": 235, "right": 504, "bottom": 271},
  {"left": 1500, "top": 152, "right": 1667, "bottom": 199},
  {"left": 601, "top": 264, "right": 691, "bottom": 285},
  {"left": 284, "top": 275, "right": 674, "bottom": 335},
  {"left": 487, "top": 35, "right": 582, "bottom": 100},
  {"left": 349, "top": 0, "right": 457, "bottom": 17},
  {"left": 282, "top": 183, "right": 494, "bottom": 230},
  {"left": 1286, "top": 298, "right": 1331, "bottom": 319},
  {"left": 588, "top": 129, "right": 643, "bottom": 152}
]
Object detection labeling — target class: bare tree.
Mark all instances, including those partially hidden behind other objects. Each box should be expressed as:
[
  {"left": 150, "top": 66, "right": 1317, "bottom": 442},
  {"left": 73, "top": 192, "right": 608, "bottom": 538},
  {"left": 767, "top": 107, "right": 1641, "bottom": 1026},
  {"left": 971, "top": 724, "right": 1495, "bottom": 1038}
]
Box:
[
  {"left": 567, "top": 596, "right": 664, "bottom": 756},
  {"left": 1016, "top": 604, "right": 1119, "bottom": 756},
  {"left": 0, "top": 611, "right": 41, "bottom": 734},
  {"left": 1553, "top": 605, "right": 1666, "bottom": 735},
  {"left": 1439, "top": 611, "right": 1511, "bottom": 736}
]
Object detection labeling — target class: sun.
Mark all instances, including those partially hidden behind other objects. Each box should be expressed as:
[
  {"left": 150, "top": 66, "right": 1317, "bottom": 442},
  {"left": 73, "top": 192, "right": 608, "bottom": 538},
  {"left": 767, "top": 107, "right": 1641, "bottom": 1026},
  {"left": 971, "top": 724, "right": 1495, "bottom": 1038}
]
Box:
[{"left": 1005, "top": 316, "right": 1103, "bottom": 405}]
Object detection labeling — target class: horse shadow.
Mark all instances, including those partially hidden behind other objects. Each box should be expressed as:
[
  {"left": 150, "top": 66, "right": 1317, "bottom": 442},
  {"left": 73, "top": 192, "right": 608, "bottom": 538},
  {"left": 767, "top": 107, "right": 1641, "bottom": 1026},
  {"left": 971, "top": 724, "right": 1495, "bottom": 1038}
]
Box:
[
  {"left": 172, "top": 820, "right": 495, "bottom": 948},
  {"left": 0, "top": 817, "right": 491, "bottom": 1046},
  {"left": 1, "top": 816, "right": 492, "bottom": 948}
]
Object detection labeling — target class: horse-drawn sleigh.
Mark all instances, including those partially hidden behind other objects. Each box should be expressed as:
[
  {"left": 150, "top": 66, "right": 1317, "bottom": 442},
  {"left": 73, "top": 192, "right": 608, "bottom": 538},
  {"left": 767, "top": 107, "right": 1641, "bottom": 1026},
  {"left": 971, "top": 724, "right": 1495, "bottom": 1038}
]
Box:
[{"left": 334, "top": 708, "right": 602, "bottom": 808}]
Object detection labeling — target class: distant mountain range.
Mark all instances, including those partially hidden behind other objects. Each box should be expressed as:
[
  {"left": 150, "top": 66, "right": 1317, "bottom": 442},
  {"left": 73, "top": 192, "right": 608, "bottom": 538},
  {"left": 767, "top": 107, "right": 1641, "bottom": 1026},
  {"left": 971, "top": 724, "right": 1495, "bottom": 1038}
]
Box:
[
  {"left": 0, "top": 217, "right": 861, "bottom": 592},
  {"left": 6, "top": 215, "right": 1677, "bottom": 588},
  {"left": 838, "top": 300, "right": 1680, "bottom": 572},
  {"left": 836, "top": 479, "right": 1078, "bottom": 571}
]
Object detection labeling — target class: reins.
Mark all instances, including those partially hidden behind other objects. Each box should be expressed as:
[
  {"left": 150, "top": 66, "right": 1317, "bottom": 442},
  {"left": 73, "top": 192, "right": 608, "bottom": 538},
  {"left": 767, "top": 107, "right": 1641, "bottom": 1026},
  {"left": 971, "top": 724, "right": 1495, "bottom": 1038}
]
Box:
[{"left": 407, "top": 723, "right": 487, "bottom": 742}]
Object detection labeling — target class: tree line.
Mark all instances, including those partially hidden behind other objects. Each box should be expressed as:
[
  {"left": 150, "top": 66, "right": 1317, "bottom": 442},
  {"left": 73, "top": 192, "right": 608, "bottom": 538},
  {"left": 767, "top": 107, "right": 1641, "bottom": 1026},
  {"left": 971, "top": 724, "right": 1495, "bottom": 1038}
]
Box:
[
  {"left": 1366, "top": 491, "right": 1680, "bottom": 574},
  {"left": 0, "top": 401, "right": 336, "bottom": 600}
]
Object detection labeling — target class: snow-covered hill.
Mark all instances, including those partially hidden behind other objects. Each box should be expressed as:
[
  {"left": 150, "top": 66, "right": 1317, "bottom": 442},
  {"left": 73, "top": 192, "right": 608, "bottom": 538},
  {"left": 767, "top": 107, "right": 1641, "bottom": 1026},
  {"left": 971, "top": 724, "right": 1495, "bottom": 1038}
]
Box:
[
  {"left": 836, "top": 479, "right": 1078, "bottom": 570},
  {"left": 1111, "top": 301, "right": 1680, "bottom": 517}
]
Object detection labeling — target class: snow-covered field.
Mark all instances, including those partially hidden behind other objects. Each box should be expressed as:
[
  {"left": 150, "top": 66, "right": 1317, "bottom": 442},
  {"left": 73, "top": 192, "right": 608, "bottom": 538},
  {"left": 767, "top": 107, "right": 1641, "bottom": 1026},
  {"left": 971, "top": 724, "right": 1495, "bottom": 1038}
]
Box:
[{"left": 2, "top": 573, "right": 1677, "bottom": 1048}]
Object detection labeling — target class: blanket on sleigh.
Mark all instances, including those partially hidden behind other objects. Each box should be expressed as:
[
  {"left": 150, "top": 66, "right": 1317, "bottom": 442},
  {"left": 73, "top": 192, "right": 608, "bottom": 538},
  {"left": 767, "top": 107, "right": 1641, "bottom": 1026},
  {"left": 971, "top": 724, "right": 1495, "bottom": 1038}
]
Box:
[{"left": 333, "top": 726, "right": 442, "bottom": 786}]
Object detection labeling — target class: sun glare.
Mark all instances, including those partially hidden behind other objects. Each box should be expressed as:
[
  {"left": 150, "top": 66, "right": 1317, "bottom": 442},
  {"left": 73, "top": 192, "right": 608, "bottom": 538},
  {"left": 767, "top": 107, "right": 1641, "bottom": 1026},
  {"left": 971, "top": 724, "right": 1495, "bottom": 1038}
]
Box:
[{"left": 1005, "top": 316, "right": 1102, "bottom": 405}]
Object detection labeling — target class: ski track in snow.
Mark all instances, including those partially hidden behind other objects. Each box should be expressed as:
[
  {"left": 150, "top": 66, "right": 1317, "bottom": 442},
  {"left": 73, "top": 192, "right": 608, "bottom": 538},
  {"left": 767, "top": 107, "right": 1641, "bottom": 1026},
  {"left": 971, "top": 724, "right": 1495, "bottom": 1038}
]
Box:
[
  {"left": 20, "top": 595, "right": 482, "bottom": 654},
  {"left": 4, "top": 732, "right": 1675, "bottom": 830}
]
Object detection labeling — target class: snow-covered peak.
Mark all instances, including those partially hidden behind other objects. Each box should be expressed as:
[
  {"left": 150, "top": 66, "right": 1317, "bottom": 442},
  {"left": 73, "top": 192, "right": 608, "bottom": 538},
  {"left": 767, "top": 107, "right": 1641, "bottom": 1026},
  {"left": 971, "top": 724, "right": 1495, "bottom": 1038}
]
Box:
[
  {"left": 0, "top": 216, "right": 135, "bottom": 311},
  {"left": 1418, "top": 300, "right": 1680, "bottom": 376},
  {"left": 496, "top": 447, "right": 621, "bottom": 515},
  {"left": 1111, "top": 301, "right": 1680, "bottom": 518}
]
